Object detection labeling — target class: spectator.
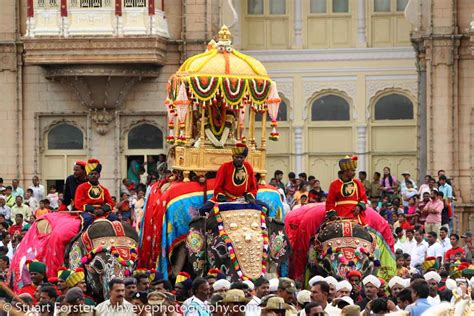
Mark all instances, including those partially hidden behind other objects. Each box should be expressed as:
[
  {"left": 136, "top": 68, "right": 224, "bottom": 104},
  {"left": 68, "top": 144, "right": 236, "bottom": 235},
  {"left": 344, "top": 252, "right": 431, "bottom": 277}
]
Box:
[
  {"left": 29, "top": 176, "right": 45, "bottom": 201},
  {"left": 438, "top": 227, "right": 452, "bottom": 260},
  {"left": 357, "top": 275, "right": 380, "bottom": 310},
  {"left": 444, "top": 233, "right": 465, "bottom": 263},
  {"left": 184, "top": 277, "right": 210, "bottom": 316},
  {"left": 424, "top": 191, "right": 444, "bottom": 234},
  {"left": 11, "top": 196, "right": 32, "bottom": 222},
  {"left": 39, "top": 285, "right": 59, "bottom": 305},
  {"left": 0, "top": 232, "right": 13, "bottom": 260},
  {"left": 4, "top": 186, "right": 15, "bottom": 208},
  {"left": 95, "top": 278, "right": 134, "bottom": 315},
  {"left": 135, "top": 273, "right": 151, "bottom": 292},
  {"left": 292, "top": 182, "right": 308, "bottom": 208},
  {"left": 396, "top": 288, "right": 413, "bottom": 310},
  {"left": 157, "top": 155, "right": 168, "bottom": 179},
  {"left": 47, "top": 185, "right": 59, "bottom": 209},
  {"left": 400, "top": 171, "right": 417, "bottom": 191},
  {"left": 127, "top": 159, "right": 142, "bottom": 185},
  {"left": 24, "top": 188, "right": 38, "bottom": 212},
  {"left": 426, "top": 231, "right": 444, "bottom": 265},
  {"left": 358, "top": 171, "right": 371, "bottom": 196},
  {"left": 11, "top": 179, "right": 24, "bottom": 199},
  {"left": 121, "top": 178, "right": 131, "bottom": 196},
  {"left": 298, "top": 173, "right": 307, "bottom": 183},
  {"left": 310, "top": 281, "right": 340, "bottom": 314},
  {"left": 369, "top": 172, "right": 382, "bottom": 205},
  {"left": 461, "top": 231, "right": 473, "bottom": 262},
  {"left": 380, "top": 167, "right": 398, "bottom": 199},
  {"left": 418, "top": 175, "right": 432, "bottom": 196},
  {"left": 0, "top": 195, "right": 11, "bottom": 221},
  {"left": 35, "top": 199, "right": 50, "bottom": 220},
  {"left": 246, "top": 277, "right": 269, "bottom": 316},
  {"left": 124, "top": 277, "right": 138, "bottom": 303},
  {"left": 273, "top": 170, "right": 286, "bottom": 194},
  {"left": 423, "top": 271, "right": 441, "bottom": 305},
  {"left": 411, "top": 229, "right": 428, "bottom": 268},
  {"left": 405, "top": 279, "right": 431, "bottom": 316}
]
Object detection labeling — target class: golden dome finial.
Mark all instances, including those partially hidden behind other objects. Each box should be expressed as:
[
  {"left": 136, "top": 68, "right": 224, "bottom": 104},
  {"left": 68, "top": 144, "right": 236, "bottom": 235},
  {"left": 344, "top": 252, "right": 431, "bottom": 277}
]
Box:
[{"left": 218, "top": 25, "right": 232, "bottom": 42}]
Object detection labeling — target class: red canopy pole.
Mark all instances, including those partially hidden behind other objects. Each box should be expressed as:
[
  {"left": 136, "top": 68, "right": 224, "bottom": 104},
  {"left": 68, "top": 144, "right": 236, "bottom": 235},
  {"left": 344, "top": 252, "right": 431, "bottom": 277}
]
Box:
[
  {"left": 61, "top": 0, "right": 67, "bottom": 17},
  {"left": 115, "top": 0, "right": 122, "bottom": 16},
  {"left": 27, "top": 0, "right": 34, "bottom": 17}
]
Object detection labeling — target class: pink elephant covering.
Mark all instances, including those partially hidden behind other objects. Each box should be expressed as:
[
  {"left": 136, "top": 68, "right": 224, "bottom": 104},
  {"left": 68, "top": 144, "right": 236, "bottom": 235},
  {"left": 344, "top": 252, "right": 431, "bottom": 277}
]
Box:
[
  {"left": 9, "top": 212, "right": 81, "bottom": 292},
  {"left": 285, "top": 203, "right": 394, "bottom": 280}
]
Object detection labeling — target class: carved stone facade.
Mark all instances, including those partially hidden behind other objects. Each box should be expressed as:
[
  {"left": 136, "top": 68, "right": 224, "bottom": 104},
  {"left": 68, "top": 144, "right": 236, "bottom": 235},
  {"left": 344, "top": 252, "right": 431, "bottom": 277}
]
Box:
[{"left": 408, "top": 0, "right": 474, "bottom": 232}]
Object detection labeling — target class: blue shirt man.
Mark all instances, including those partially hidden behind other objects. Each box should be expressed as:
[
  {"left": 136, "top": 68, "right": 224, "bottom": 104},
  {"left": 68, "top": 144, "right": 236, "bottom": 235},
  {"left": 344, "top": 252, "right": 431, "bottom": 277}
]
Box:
[{"left": 405, "top": 279, "right": 431, "bottom": 316}]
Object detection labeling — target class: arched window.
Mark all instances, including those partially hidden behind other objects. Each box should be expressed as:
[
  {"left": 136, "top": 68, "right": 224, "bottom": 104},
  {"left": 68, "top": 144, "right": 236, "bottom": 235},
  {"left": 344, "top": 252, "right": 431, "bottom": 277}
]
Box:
[
  {"left": 311, "top": 95, "right": 350, "bottom": 121},
  {"left": 128, "top": 124, "right": 163, "bottom": 149},
  {"left": 48, "top": 124, "right": 84, "bottom": 150},
  {"left": 255, "top": 100, "right": 288, "bottom": 121},
  {"left": 374, "top": 94, "right": 413, "bottom": 120}
]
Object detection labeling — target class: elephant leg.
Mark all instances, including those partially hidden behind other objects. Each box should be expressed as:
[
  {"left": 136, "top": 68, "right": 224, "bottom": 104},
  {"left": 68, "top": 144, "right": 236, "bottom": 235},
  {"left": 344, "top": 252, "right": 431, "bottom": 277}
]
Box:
[{"left": 171, "top": 244, "right": 187, "bottom": 277}]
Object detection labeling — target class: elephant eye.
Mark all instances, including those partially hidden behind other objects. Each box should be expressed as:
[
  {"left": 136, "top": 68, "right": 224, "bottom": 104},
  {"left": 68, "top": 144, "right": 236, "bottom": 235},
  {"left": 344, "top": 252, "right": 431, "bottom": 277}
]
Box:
[{"left": 92, "top": 258, "right": 104, "bottom": 273}]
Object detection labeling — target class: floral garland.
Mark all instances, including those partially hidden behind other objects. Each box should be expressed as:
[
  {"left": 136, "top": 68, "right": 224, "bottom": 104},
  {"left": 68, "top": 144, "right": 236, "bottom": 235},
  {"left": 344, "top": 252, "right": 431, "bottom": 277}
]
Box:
[
  {"left": 213, "top": 205, "right": 269, "bottom": 280},
  {"left": 81, "top": 245, "right": 138, "bottom": 268}
]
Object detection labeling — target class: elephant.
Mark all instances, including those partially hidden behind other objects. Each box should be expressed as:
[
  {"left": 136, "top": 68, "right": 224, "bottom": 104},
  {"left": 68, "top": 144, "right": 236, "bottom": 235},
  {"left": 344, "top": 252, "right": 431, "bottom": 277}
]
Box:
[
  {"left": 185, "top": 203, "right": 290, "bottom": 281},
  {"left": 10, "top": 213, "right": 139, "bottom": 300},
  {"left": 139, "top": 177, "right": 286, "bottom": 280},
  {"left": 65, "top": 219, "right": 139, "bottom": 299},
  {"left": 284, "top": 203, "right": 396, "bottom": 282},
  {"left": 307, "top": 219, "right": 376, "bottom": 279}
]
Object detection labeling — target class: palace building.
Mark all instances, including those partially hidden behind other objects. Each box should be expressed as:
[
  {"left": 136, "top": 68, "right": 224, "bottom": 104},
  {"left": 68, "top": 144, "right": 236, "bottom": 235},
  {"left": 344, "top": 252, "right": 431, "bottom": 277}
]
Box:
[{"left": 0, "top": 0, "right": 473, "bottom": 230}]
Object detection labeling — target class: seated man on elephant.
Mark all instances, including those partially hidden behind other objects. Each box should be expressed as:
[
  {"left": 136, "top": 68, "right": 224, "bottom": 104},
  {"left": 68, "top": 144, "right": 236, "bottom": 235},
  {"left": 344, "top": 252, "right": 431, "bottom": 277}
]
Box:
[
  {"left": 74, "top": 159, "right": 117, "bottom": 229},
  {"left": 199, "top": 143, "right": 258, "bottom": 215},
  {"left": 326, "top": 155, "right": 368, "bottom": 224}
]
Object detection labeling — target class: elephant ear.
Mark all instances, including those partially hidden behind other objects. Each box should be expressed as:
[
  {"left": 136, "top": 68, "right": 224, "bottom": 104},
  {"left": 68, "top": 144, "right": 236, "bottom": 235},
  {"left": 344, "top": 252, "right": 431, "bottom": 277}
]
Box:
[
  {"left": 186, "top": 217, "right": 206, "bottom": 277},
  {"left": 67, "top": 239, "right": 84, "bottom": 270},
  {"left": 267, "top": 217, "right": 290, "bottom": 263}
]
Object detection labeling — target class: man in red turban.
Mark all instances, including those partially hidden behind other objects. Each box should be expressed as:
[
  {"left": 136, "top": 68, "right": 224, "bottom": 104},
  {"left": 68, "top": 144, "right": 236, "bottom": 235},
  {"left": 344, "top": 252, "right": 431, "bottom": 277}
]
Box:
[
  {"left": 74, "top": 159, "right": 116, "bottom": 228},
  {"left": 326, "top": 155, "right": 368, "bottom": 224},
  {"left": 199, "top": 143, "right": 258, "bottom": 215}
]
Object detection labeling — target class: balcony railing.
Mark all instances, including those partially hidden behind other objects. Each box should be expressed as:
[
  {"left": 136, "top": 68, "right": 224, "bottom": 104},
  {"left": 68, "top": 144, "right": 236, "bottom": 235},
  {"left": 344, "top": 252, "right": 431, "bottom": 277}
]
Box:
[{"left": 25, "top": 0, "right": 169, "bottom": 38}]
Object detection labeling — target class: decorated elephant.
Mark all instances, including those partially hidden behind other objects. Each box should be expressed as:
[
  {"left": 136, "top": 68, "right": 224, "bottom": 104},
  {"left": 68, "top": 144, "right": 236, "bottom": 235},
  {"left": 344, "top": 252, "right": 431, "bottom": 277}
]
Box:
[
  {"left": 284, "top": 203, "right": 396, "bottom": 282},
  {"left": 307, "top": 219, "right": 376, "bottom": 278},
  {"left": 138, "top": 178, "right": 286, "bottom": 279},
  {"left": 185, "top": 202, "right": 290, "bottom": 281},
  {"left": 65, "top": 219, "right": 139, "bottom": 298},
  {"left": 10, "top": 212, "right": 138, "bottom": 300}
]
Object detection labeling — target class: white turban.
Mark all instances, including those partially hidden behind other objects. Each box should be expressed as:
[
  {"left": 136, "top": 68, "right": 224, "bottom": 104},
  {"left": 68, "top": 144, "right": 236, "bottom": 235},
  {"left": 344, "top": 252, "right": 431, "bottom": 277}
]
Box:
[
  {"left": 309, "top": 275, "right": 324, "bottom": 287},
  {"left": 243, "top": 280, "right": 255, "bottom": 291},
  {"left": 339, "top": 296, "right": 354, "bottom": 305},
  {"left": 212, "top": 279, "right": 231, "bottom": 291},
  {"left": 324, "top": 276, "right": 338, "bottom": 286},
  {"left": 269, "top": 278, "right": 279, "bottom": 292},
  {"left": 362, "top": 275, "right": 381, "bottom": 288},
  {"left": 336, "top": 280, "right": 352, "bottom": 292},
  {"left": 388, "top": 276, "right": 406, "bottom": 289},
  {"left": 424, "top": 271, "right": 441, "bottom": 283}
]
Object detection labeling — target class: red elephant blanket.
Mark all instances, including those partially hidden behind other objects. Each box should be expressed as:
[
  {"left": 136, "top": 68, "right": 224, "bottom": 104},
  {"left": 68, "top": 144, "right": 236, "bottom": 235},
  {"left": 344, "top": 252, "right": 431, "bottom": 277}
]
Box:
[
  {"left": 285, "top": 203, "right": 394, "bottom": 281},
  {"left": 9, "top": 212, "right": 81, "bottom": 292}
]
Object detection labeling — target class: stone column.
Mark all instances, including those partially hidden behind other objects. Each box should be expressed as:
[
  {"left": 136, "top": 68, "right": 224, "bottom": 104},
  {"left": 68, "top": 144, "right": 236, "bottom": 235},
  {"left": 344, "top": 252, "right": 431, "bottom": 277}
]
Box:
[
  {"left": 357, "top": 0, "right": 367, "bottom": 47},
  {"left": 293, "top": 0, "right": 303, "bottom": 48},
  {"left": 356, "top": 125, "right": 367, "bottom": 172},
  {"left": 294, "top": 126, "right": 303, "bottom": 173},
  {"left": 413, "top": 39, "right": 427, "bottom": 184}
]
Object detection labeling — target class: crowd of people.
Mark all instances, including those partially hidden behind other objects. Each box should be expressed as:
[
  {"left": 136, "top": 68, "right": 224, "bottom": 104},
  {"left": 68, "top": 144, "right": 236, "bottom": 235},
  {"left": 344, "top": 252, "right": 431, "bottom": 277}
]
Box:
[{"left": 0, "top": 156, "right": 473, "bottom": 315}]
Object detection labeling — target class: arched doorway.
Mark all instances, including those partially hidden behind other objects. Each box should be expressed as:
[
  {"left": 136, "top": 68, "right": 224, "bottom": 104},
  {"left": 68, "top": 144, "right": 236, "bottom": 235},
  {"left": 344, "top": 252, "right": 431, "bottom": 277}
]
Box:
[
  {"left": 122, "top": 123, "right": 165, "bottom": 186},
  {"left": 42, "top": 123, "right": 87, "bottom": 194}
]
